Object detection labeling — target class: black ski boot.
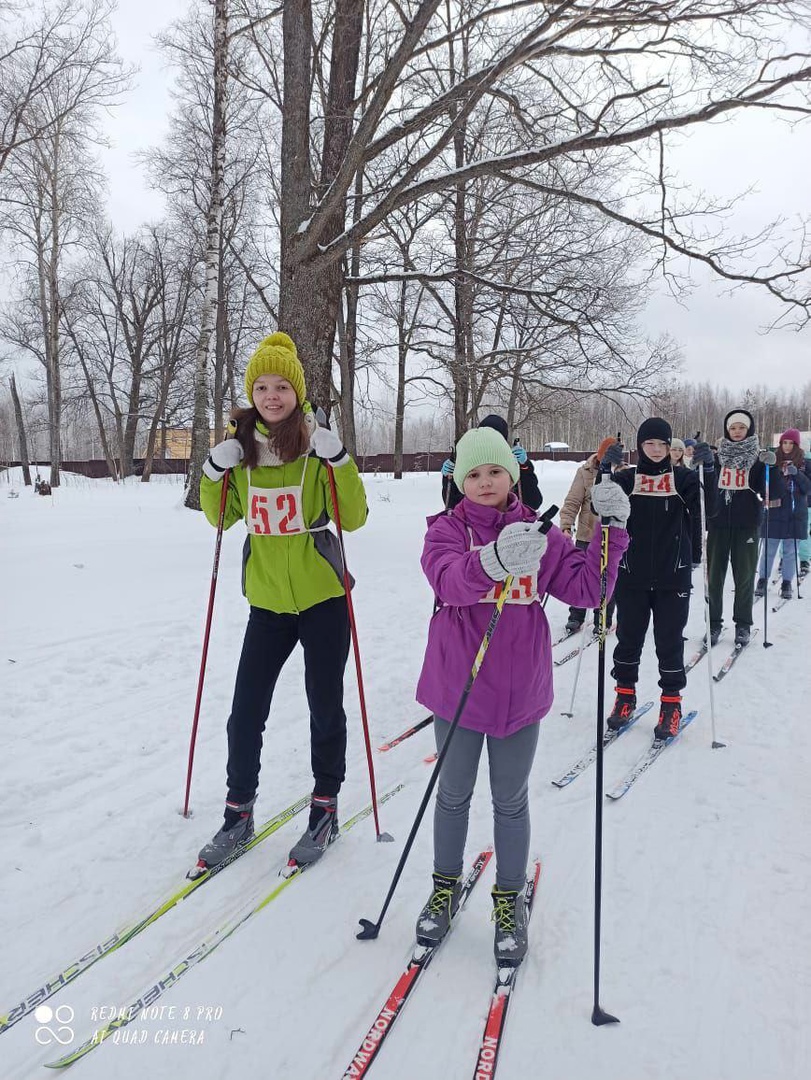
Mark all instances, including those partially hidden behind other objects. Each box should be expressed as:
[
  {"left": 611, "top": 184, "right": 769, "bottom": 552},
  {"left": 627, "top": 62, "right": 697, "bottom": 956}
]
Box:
[
  {"left": 287, "top": 795, "right": 339, "bottom": 868},
  {"left": 491, "top": 886, "right": 529, "bottom": 967},
  {"left": 607, "top": 686, "right": 636, "bottom": 731},
  {"left": 754, "top": 577, "right": 766, "bottom": 600},
  {"left": 194, "top": 797, "right": 256, "bottom": 873},
  {"left": 705, "top": 623, "right": 722, "bottom": 647},
  {"left": 416, "top": 873, "right": 462, "bottom": 946},
  {"left": 734, "top": 624, "right": 751, "bottom": 647},
  {"left": 654, "top": 695, "right": 682, "bottom": 742},
  {"left": 780, "top": 580, "right": 793, "bottom": 600}
]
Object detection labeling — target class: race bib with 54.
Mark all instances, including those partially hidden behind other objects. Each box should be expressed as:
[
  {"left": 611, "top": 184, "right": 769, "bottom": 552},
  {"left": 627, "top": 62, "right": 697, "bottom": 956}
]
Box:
[{"left": 632, "top": 471, "right": 675, "bottom": 497}]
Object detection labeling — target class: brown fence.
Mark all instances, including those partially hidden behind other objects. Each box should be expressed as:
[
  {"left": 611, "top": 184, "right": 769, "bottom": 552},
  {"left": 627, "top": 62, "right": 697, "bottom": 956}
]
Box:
[{"left": 2, "top": 450, "right": 637, "bottom": 478}]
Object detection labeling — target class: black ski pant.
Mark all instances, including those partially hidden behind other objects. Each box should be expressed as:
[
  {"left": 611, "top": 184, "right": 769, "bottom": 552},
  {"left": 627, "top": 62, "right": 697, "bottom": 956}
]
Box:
[
  {"left": 707, "top": 525, "right": 759, "bottom": 629},
  {"left": 225, "top": 596, "right": 351, "bottom": 805},
  {"left": 611, "top": 583, "right": 690, "bottom": 695},
  {"left": 568, "top": 541, "right": 616, "bottom": 628}
]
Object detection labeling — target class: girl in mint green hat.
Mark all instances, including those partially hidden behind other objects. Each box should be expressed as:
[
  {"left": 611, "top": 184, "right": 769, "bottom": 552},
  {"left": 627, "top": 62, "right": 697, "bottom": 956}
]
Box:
[{"left": 193, "top": 332, "right": 368, "bottom": 875}]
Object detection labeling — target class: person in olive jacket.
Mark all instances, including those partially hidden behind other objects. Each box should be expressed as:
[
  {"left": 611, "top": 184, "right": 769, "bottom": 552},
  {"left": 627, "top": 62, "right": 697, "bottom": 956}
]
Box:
[
  {"left": 707, "top": 408, "right": 782, "bottom": 646},
  {"left": 601, "top": 418, "right": 715, "bottom": 741},
  {"left": 195, "top": 332, "right": 368, "bottom": 874},
  {"left": 440, "top": 415, "right": 542, "bottom": 512}
]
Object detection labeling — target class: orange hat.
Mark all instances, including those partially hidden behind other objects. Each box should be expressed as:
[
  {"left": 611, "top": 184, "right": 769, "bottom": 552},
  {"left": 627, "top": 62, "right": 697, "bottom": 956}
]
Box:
[{"left": 596, "top": 436, "right": 618, "bottom": 463}]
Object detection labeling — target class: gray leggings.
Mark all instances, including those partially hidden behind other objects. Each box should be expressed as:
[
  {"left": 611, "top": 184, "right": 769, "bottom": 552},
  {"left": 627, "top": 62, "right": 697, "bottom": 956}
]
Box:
[{"left": 433, "top": 717, "right": 539, "bottom": 892}]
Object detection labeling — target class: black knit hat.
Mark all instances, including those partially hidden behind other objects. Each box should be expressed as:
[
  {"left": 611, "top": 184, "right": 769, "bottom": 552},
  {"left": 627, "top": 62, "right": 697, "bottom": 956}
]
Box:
[
  {"left": 479, "top": 414, "right": 509, "bottom": 441},
  {"left": 637, "top": 417, "right": 672, "bottom": 448}
]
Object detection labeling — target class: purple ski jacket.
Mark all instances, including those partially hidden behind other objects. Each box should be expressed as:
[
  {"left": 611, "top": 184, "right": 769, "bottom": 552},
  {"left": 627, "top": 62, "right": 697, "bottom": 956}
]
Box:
[{"left": 416, "top": 494, "right": 628, "bottom": 738}]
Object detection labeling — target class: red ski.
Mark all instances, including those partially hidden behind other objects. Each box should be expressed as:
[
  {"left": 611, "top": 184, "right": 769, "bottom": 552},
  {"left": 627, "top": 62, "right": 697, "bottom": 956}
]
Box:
[
  {"left": 341, "top": 849, "right": 492, "bottom": 1079},
  {"left": 470, "top": 860, "right": 542, "bottom": 1079}
]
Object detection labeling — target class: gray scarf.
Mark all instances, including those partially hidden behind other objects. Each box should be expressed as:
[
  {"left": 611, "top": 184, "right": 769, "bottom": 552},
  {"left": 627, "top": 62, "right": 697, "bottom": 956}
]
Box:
[{"left": 717, "top": 435, "right": 758, "bottom": 470}]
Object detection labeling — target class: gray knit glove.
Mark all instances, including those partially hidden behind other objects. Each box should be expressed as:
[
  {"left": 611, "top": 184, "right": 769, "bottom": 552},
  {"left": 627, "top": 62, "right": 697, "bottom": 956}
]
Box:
[
  {"left": 479, "top": 522, "right": 548, "bottom": 580},
  {"left": 591, "top": 479, "right": 630, "bottom": 527}
]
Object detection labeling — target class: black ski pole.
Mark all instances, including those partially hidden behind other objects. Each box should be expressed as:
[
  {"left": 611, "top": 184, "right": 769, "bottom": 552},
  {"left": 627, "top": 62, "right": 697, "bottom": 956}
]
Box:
[
  {"left": 358, "top": 505, "right": 559, "bottom": 942},
  {"left": 592, "top": 454, "right": 619, "bottom": 1027},
  {"left": 763, "top": 460, "right": 773, "bottom": 648}
]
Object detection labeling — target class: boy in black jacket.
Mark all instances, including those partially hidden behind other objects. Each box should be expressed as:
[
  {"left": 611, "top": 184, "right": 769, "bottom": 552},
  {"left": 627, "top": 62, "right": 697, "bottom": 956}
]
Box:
[
  {"left": 601, "top": 418, "right": 715, "bottom": 741},
  {"left": 707, "top": 409, "right": 782, "bottom": 646},
  {"left": 440, "top": 414, "right": 543, "bottom": 511}
]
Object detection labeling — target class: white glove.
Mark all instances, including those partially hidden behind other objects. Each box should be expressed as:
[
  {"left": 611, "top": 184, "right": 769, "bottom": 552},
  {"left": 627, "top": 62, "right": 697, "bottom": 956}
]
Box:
[
  {"left": 203, "top": 438, "right": 243, "bottom": 481},
  {"left": 590, "top": 479, "right": 630, "bottom": 527},
  {"left": 310, "top": 425, "right": 349, "bottom": 466},
  {"left": 479, "top": 522, "right": 548, "bottom": 581}
]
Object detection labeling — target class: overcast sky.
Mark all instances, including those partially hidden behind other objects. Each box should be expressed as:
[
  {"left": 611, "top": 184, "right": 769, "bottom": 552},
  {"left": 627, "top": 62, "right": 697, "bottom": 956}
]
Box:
[{"left": 102, "top": 1, "right": 810, "bottom": 393}]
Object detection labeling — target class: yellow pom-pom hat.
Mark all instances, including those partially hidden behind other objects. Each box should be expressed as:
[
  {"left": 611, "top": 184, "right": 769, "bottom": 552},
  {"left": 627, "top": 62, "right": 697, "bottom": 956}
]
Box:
[{"left": 244, "top": 331, "right": 307, "bottom": 406}]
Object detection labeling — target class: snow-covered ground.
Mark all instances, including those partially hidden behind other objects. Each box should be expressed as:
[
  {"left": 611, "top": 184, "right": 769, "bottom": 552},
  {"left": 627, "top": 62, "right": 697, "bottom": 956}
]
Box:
[{"left": 1, "top": 464, "right": 808, "bottom": 1080}]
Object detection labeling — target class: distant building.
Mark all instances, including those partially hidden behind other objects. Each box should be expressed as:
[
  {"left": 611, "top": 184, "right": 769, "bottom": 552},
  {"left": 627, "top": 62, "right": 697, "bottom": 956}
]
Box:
[{"left": 160, "top": 428, "right": 215, "bottom": 459}]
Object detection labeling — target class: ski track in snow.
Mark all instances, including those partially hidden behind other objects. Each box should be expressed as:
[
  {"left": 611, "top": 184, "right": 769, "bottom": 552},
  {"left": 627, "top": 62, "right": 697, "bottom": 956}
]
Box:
[{"left": 1, "top": 465, "right": 808, "bottom": 1080}]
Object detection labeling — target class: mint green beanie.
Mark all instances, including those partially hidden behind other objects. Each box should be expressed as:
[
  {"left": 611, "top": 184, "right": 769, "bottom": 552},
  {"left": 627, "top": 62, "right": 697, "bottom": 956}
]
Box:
[{"left": 453, "top": 427, "right": 520, "bottom": 492}]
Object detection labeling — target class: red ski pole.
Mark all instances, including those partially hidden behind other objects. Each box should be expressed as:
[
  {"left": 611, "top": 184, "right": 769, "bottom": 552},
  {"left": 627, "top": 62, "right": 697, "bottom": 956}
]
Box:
[
  {"left": 326, "top": 460, "right": 392, "bottom": 843},
  {"left": 182, "top": 466, "right": 230, "bottom": 818}
]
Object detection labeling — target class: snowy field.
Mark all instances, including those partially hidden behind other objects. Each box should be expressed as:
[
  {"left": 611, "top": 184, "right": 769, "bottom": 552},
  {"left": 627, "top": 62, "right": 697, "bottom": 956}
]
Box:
[{"left": 1, "top": 463, "right": 808, "bottom": 1080}]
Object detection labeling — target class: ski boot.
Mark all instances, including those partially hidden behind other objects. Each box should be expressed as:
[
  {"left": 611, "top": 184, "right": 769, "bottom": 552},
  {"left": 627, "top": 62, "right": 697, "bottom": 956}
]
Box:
[
  {"left": 754, "top": 577, "right": 766, "bottom": 600},
  {"left": 415, "top": 873, "right": 462, "bottom": 947},
  {"left": 654, "top": 695, "right": 682, "bottom": 742},
  {"left": 801, "top": 560, "right": 810, "bottom": 579},
  {"left": 705, "top": 623, "right": 722, "bottom": 647},
  {"left": 491, "top": 886, "right": 529, "bottom": 967},
  {"left": 565, "top": 613, "right": 584, "bottom": 634},
  {"left": 606, "top": 686, "right": 636, "bottom": 731},
  {"left": 734, "top": 624, "right": 751, "bottom": 647},
  {"left": 287, "top": 795, "right": 339, "bottom": 869},
  {"left": 780, "top": 580, "right": 793, "bottom": 600},
  {"left": 191, "top": 797, "right": 255, "bottom": 877}
]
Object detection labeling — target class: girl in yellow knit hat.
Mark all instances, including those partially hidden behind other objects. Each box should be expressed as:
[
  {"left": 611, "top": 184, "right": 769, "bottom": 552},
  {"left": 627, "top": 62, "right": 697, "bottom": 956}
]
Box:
[{"left": 193, "top": 331, "right": 368, "bottom": 873}]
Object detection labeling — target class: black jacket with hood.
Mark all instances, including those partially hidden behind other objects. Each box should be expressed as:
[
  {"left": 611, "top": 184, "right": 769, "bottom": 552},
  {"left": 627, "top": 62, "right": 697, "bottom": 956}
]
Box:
[
  {"left": 611, "top": 418, "right": 715, "bottom": 592},
  {"left": 708, "top": 408, "right": 785, "bottom": 532}
]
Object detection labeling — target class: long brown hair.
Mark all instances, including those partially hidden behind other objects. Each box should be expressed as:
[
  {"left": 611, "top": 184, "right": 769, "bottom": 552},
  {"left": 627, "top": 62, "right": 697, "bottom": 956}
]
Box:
[
  {"left": 777, "top": 440, "right": 805, "bottom": 470},
  {"left": 230, "top": 405, "right": 310, "bottom": 467}
]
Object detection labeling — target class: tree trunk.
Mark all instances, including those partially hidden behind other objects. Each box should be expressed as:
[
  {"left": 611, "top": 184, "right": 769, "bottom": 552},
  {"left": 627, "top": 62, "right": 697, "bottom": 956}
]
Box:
[
  {"left": 47, "top": 154, "right": 62, "bottom": 487},
  {"left": 213, "top": 236, "right": 226, "bottom": 441},
  {"left": 279, "top": 0, "right": 363, "bottom": 415},
  {"left": 9, "top": 374, "right": 32, "bottom": 485},
  {"left": 393, "top": 277, "right": 408, "bottom": 480},
  {"left": 335, "top": 299, "right": 357, "bottom": 451},
  {"left": 184, "top": 0, "right": 228, "bottom": 511}
]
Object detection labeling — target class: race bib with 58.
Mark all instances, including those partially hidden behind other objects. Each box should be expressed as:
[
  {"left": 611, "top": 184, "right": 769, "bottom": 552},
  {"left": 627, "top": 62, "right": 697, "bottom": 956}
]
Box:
[{"left": 718, "top": 465, "right": 750, "bottom": 491}]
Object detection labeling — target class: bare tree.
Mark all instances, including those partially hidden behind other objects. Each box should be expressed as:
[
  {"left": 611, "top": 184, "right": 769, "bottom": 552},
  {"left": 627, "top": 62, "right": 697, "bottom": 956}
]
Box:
[
  {"left": 7, "top": 372, "right": 32, "bottom": 483},
  {"left": 243, "top": 0, "right": 810, "bottom": 413}
]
